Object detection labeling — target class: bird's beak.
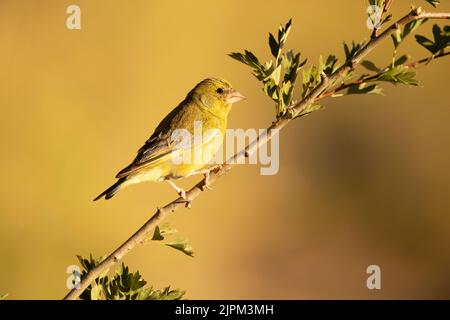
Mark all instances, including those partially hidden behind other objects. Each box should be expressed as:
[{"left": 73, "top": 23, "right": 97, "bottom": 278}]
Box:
[{"left": 225, "top": 89, "right": 246, "bottom": 104}]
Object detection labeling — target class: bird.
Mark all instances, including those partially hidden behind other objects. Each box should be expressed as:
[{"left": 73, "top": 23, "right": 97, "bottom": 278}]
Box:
[{"left": 94, "top": 78, "right": 246, "bottom": 203}]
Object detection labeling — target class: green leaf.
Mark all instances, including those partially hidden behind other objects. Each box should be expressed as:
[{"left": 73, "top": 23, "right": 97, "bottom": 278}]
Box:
[
  {"left": 391, "top": 29, "right": 402, "bottom": 49},
  {"left": 228, "top": 51, "right": 263, "bottom": 71},
  {"left": 394, "top": 54, "right": 409, "bottom": 66},
  {"left": 361, "top": 60, "right": 381, "bottom": 72},
  {"left": 278, "top": 19, "right": 292, "bottom": 50},
  {"left": 283, "top": 51, "right": 306, "bottom": 78},
  {"left": 90, "top": 284, "right": 101, "bottom": 300},
  {"left": 343, "top": 42, "right": 350, "bottom": 60},
  {"left": 264, "top": 60, "right": 274, "bottom": 72},
  {"left": 377, "top": 65, "right": 419, "bottom": 86},
  {"left": 308, "top": 102, "right": 323, "bottom": 112},
  {"left": 245, "top": 50, "right": 263, "bottom": 69},
  {"left": 279, "top": 51, "right": 303, "bottom": 107},
  {"left": 143, "top": 286, "right": 186, "bottom": 300},
  {"left": 432, "top": 24, "right": 442, "bottom": 44},
  {"left": 151, "top": 223, "right": 178, "bottom": 241},
  {"left": 301, "top": 55, "right": 333, "bottom": 98},
  {"left": 391, "top": 18, "right": 427, "bottom": 49},
  {"left": 77, "top": 254, "right": 104, "bottom": 273},
  {"left": 299, "top": 58, "right": 307, "bottom": 69},
  {"left": 151, "top": 226, "right": 164, "bottom": 241},
  {"left": 416, "top": 24, "right": 450, "bottom": 54},
  {"left": 425, "top": 0, "right": 440, "bottom": 7},
  {"left": 347, "top": 83, "right": 383, "bottom": 95},
  {"left": 166, "top": 239, "right": 194, "bottom": 257},
  {"left": 444, "top": 25, "right": 450, "bottom": 36},
  {"left": 228, "top": 52, "right": 246, "bottom": 64},
  {"left": 299, "top": 102, "right": 323, "bottom": 117},
  {"left": 301, "top": 64, "right": 322, "bottom": 98},
  {"left": 229, "top": 50, "right": 273, "bottom": 82},
  {"left": 404, "top": 19, "right": 428, "bottom": 39},
  {"left": 268, "top": 33, "right": 279, "bottom": 58},
  {"left": 323, "top": 55, "right": 339, "bottom": 76},
  {"left": 281, "top": 81, "right": 294, "bottom": 107},
  {"left": 263, "top": 81, "right": 279, "bottom": 102},
  {"left": 343, "top": 41, "right": 364, "bottom": 60},
  {"left": 270, "top": 65, "right": 282, "bottom": 85},
  {"left": 415, "top": 35, "right": 436, "bottom": 53}
]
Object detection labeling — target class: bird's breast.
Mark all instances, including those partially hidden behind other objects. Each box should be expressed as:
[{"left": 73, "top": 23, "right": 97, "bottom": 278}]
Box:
[{"left": 169, "top": 127, "right": 225, "bottom": 178}]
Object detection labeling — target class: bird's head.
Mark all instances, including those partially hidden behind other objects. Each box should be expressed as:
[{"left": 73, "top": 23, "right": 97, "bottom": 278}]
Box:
[{"left": 189, "top": 78, "right": 246, "bottom": 118}]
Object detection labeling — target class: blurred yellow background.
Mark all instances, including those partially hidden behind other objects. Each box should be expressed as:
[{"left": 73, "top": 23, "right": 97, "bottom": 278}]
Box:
[{"left": 1, "top": 0, "right": 450, "bottom": 299}]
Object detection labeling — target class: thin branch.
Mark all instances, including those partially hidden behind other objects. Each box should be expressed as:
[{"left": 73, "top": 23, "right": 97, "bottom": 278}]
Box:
[
  {"left": 63, "top": 7, "right": 450, "bottom": 300},
  {"left": 420, "top": 12, "right": 450, "bottom": 19},
  {"left": 371, "top": 0, "right": 393, "bottom": 39},
  {"left": 316, "top": 51, "right": 450, "bottom": 100},
  {"left": 406, "top": 51, "right": 450, "bottom": 68}
]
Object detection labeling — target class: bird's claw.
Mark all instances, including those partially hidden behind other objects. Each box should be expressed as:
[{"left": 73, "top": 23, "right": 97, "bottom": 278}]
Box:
[
  {"left": 166, "top": 180, "right": 191, "bottom": 208},
  {"left": 201, "top": 172, "right": 213, "bottom": 191}
]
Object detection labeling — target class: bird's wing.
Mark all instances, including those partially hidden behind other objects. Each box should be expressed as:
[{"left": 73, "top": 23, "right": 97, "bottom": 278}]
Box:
[{"left": 116, "top": 103, "right": 187, "bottom": 179}]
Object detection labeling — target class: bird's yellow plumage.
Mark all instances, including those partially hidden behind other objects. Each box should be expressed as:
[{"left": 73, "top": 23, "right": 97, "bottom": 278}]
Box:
[{"left": 94, "top": 78, "right": 246, "bottom": 201}]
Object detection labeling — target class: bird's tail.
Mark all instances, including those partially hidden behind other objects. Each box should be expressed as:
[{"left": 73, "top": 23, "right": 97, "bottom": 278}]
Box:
[{"left": 93, "top": 177, "right": 127, "bottom": 201}]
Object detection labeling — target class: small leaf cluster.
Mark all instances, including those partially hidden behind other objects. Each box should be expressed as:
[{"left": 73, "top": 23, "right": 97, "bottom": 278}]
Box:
[
  {"left": 415, "top": 24, "right": 450, "bottom": 54},
  {"left": 334, "top": 13, "right": 448, "bottom": 97},
  {"left": 338, "top": 19, "right": 427, "bottom": 96},
  {"left": 230, "top": 19, "right": 306, "bottom": 118},
  {"left": 425, "top": 0, "right": 440, "bottom": 8},
  {"left": 392, "top": 19, "right": 428, "bottom": 49},
  {"left": 77, "top": 254, "right": 185, "bottom": 300},
  {"left": 149, "top": 223, "right": 194, "bottom": 257},
  {"left": 230, "top": 1, "right": 449, "bottom": 120},
  {"left": 353, "top": 21, "right": 449, "bottom": 93},
  {"left": 302, "top": 55, "right": 338, "bottom": 98},
  {"left": 343, "top": 41, "right": 365, "bottom": 60}
]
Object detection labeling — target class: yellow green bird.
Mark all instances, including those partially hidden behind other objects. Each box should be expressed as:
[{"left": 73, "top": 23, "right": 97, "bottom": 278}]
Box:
[{"left": 94, "top": 78, "right": 246, "bottom": 202}]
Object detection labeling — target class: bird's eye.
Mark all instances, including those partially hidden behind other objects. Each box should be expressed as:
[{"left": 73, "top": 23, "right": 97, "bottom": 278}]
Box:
[{"left": 216, "top": 88, "right": 224, "bottom": 94}]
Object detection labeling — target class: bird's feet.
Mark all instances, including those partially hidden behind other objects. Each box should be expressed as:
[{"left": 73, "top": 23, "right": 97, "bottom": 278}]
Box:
[
  {"left": 166, "top": 180, "right": 191, "bottom": 208},
  {"left": 201, "top": 171, "right": 213, "bottom": 191},
  {"left": 196, "top": 165, "right": 221, "bottom": 191}
]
